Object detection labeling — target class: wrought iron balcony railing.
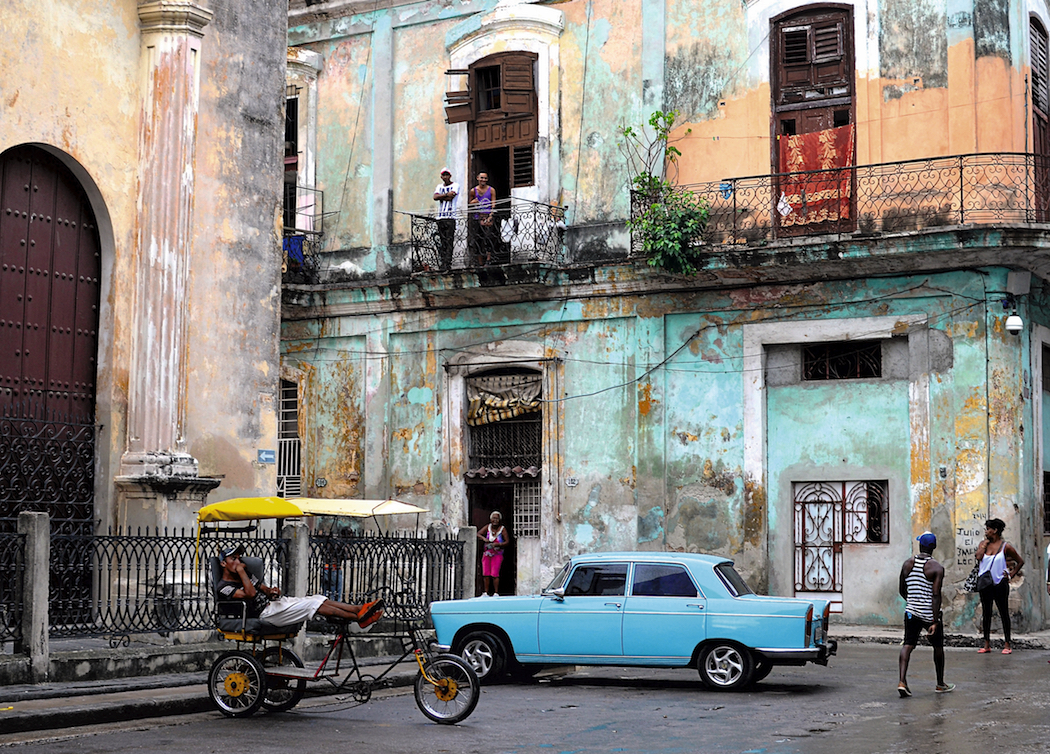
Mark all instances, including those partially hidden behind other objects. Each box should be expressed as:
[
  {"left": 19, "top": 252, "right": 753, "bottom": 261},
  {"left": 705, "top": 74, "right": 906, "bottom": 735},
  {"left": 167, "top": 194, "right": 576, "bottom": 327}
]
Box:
[
  {"left": 406, "top": 198, "right": 567, "bottom": 273},
  {"left": 631, "top": 152, "right": 1050, "bottom": 252},
  {"left": 283, "top": 183, "right": 324, "bottom": 235}
]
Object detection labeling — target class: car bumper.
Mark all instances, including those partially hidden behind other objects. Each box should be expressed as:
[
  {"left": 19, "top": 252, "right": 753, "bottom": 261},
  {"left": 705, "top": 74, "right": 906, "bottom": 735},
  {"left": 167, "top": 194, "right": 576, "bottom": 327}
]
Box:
[{"left": 756, "top": 639, "right": 837, "bottom": 666}]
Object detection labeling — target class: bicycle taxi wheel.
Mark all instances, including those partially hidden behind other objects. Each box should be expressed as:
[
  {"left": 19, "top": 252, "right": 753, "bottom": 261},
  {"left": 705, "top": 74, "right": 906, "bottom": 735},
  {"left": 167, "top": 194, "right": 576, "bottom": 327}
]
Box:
[
  {"left": 413, "top": 653, "right": 480, "bottom": 724},
  {"left": 209, "top": 650, "right": 268, "bottom": 717},
  {"left": 261, "top": 646, "right": 308, "bottom": 713}
]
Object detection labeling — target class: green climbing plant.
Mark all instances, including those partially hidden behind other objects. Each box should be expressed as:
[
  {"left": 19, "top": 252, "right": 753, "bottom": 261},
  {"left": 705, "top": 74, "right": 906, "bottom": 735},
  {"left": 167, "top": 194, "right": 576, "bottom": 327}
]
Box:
[{"left": 617, "top": 110, "right": 709, "bottom": 276}]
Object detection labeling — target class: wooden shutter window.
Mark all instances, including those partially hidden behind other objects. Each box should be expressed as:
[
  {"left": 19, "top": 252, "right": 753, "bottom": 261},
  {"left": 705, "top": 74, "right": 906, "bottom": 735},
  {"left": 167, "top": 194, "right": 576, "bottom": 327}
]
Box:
[
  {"left": 1033, "top": 20, "right": 1049, "bottom": 115},
  {"left": 501, "top": 53, "right": 537, "bottom": 115},
  {"left": 783, "top": 28, "right": 810, "bottom": 64},
  {"left": 814, "top": 22, "right": 842, "bottom": 61},
  {"left": 444, "top": 68, "right": 474, "bottom": 124}
]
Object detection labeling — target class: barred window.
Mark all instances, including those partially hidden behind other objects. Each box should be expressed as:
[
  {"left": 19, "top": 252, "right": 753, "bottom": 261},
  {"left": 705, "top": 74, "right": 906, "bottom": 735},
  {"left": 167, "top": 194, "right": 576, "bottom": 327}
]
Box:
[
  {"left": 803, "top": 341, "right": 881, "bottom": 380},
  {"left": 514, "top": 481, "right": 541, "bottom": 538}
]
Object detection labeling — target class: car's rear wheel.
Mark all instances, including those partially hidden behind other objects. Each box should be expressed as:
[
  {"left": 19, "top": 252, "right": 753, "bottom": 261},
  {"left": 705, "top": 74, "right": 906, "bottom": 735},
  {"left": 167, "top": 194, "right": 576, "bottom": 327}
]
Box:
[
  {"left": 457, "top": 630, "right": 508, "bottom": 682},
  {"left": 698, "top": 643, "right": 754, "bottom": 690}
]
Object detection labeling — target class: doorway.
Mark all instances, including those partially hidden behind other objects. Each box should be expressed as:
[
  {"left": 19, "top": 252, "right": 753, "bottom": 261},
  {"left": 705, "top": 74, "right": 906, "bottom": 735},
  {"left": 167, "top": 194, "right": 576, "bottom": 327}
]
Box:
[{"left": 468, "top": 484, "right": 516, "bottom": 596}]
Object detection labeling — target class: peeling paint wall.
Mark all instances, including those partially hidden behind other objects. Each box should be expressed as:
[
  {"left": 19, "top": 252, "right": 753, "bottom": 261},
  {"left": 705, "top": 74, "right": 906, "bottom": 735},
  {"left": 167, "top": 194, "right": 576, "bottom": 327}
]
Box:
[{"left": 283, "top": 265, "right": 1043, "bottom": 628}]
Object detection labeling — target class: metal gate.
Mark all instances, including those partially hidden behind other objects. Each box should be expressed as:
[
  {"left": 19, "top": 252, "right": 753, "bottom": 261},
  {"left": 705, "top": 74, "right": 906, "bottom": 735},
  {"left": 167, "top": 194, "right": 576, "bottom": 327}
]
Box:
[{"left": 0, "top": 145, "right": 101, "bottom": 621}]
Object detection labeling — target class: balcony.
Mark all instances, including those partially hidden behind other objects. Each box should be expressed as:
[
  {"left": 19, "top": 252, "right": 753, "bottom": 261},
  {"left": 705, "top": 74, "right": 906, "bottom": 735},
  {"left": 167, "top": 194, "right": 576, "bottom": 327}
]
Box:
[
  {"left": 632, "top": 152, "right": 1050, "bottom": 252},
  {"left": 405, "top": 198, "right": 567, "bottom": 274}
]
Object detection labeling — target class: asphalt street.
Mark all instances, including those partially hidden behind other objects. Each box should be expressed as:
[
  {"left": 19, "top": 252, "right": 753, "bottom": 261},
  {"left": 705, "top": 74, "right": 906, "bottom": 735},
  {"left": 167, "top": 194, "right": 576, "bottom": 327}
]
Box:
[{"left": 3, "top": 643, "right": 1048, "bottom": 754}]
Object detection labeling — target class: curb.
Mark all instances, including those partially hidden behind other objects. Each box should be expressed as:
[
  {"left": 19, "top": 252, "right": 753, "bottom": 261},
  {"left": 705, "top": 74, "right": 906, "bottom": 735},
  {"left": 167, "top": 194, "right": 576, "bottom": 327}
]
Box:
[{"left": 1, "top": 664, "right": 419, "bottom": 736}]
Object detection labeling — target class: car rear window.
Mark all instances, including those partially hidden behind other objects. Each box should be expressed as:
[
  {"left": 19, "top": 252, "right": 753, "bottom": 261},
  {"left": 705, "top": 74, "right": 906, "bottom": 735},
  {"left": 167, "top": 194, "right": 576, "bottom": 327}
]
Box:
[
  {"left": 565, "top": 564, "right": 628, "bottom": 596},
  {"left": 714, "top": 563, "right": 754, "bottom": 596},
  {"left": 631, "top": 564, "right": 699, "bottom": 597}
]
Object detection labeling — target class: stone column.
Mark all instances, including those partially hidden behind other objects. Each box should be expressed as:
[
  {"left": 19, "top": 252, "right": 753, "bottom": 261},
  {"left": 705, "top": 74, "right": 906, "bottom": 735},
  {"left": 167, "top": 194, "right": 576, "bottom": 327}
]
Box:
[
  {"left": 18, "top": 512, "right": 49, "bottom": 682},
  {"left": 121, "top": 1, "right": 213, "bottom": 478},
  {"left": 458, "top": 525, "right": 477, "bottom": 599}
]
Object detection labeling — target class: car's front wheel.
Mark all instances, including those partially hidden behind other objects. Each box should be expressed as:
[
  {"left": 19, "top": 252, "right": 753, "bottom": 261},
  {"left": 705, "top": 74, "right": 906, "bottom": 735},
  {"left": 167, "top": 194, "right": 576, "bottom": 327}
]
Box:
[
  {"left": 698, "top": 643, "right": 754, "bottom": 690},
  {"left": 457, "top": 630, "right": 508, "bottom": 682}
]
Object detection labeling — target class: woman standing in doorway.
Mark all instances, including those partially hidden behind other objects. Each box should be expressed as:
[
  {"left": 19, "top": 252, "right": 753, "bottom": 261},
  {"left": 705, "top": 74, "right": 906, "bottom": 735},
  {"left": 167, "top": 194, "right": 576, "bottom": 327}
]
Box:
[
  {"left": 478, "top": 511, "right": 510, "bottom": 596},
  {"left": 975, "top": 518, "right": 1024, "bottom": 654}
]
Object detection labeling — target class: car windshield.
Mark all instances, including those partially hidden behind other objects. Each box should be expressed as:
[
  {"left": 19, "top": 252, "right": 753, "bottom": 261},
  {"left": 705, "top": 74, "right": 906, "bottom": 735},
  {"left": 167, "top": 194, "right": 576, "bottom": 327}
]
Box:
[
  {"left": 544, "top": 561, "right": 571, "bottom": 592},
  {"left": 714, "top": 563, "right": 754, "bottom": 596}
]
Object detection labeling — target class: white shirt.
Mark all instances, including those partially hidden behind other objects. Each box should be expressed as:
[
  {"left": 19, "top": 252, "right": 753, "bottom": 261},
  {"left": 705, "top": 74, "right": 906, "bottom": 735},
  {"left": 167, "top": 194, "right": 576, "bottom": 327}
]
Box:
[{"left": 434, "top": 181, "right": 459, "bottom": 219}]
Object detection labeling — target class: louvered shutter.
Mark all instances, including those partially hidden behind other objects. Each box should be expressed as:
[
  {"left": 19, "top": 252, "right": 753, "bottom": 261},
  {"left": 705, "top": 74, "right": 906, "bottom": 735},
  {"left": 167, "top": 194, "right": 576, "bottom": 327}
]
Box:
[
  {"left": 1033, "top": 20, "right": 1049, "bottom": 116},
  {"left": 501, "top": 53, "right": 537, "bottom": 115}
]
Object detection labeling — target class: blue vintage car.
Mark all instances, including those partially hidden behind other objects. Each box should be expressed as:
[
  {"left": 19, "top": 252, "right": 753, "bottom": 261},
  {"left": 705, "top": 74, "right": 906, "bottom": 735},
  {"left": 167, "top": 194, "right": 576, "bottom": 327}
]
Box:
[{"left": 430, "top": 551, "right": 836, "bottom": 689}]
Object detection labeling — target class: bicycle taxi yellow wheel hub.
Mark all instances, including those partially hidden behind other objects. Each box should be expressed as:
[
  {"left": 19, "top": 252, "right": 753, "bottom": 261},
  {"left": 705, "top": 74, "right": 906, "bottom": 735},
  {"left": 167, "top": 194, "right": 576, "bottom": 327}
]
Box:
[
  {"left": 434, "top": 678, "right": 459, "bottom": 702},
  {"left": 223, "top": 672, "right": 251, "bottom": 697}
]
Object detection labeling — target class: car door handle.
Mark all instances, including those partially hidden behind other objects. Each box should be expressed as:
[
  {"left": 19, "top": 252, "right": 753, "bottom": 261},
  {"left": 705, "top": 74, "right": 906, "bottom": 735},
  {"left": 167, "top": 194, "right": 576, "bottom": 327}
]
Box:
[
  {"left": 686, "top": 604, "right": 705, "bottom": 610},
  {"left": 604, "top": 602, "right": 622, "bottom": 608}
]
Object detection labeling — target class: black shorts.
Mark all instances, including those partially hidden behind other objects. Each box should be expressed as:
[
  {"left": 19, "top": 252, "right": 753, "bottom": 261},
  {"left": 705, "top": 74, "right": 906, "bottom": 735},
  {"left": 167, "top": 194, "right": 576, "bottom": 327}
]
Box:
[{"left": 903, "top": 610, "right": 944, "bottom": 647}]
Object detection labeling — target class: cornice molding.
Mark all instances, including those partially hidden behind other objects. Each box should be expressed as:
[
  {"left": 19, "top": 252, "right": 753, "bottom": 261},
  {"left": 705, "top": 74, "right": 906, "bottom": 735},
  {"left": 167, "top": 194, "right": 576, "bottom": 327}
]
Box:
[{"left": 138, "top": 1, "right": 213, "bottom": 37}]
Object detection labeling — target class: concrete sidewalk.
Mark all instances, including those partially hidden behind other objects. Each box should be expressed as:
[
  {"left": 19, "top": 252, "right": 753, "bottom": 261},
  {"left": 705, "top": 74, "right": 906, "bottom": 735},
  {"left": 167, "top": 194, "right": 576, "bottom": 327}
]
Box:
[{"left": 3, "top": 624, "right": 1048, "bottom": 737}]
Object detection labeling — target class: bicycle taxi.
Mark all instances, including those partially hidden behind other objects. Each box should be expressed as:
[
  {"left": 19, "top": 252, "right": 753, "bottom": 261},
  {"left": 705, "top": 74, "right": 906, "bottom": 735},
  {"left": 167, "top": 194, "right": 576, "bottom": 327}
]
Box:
[{"left": 196, "top": 496, "right": 479, "bottom": 723}]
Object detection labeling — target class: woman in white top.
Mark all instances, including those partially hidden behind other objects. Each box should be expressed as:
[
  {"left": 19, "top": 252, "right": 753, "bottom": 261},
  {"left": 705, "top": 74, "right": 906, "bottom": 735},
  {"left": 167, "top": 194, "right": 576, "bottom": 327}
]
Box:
[{"left": 975, "top": 518, "right": 1024, "bottom": 654}]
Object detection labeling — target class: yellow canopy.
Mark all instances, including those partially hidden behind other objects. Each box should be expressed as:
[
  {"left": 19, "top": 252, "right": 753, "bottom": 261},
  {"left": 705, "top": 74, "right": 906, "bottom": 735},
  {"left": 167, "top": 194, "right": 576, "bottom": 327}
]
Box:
[
  {"left": 288, "top": 498, "right": 428, "bottom": 517},
  {"left": 197, "top": 496, "right": 305, "bottom": 522}
]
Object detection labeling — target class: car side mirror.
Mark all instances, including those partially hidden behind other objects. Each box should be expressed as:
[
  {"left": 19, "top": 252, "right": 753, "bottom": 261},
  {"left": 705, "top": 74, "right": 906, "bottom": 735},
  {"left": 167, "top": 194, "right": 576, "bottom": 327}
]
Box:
[{"left": 542, "top": 587, "right": 565, "bottom": 601}]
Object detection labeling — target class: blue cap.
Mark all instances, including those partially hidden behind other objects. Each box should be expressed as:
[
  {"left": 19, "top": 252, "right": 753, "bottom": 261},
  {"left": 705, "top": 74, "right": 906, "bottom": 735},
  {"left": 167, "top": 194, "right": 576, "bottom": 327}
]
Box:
[{"left": 917, "top": 532, "right": 936, "bottom": 548}]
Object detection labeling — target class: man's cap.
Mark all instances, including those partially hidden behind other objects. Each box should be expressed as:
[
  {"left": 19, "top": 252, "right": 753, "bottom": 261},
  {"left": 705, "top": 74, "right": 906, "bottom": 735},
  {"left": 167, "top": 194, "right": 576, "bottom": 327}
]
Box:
[
  {"left": 440, "top": 167, "right": 451, "bottom": 175},
  {"left": 221, "top": 543, "right": 245, "bottom": 560},
  {"left": 917, "top": 531, "right": 936, "bottom": 548}
]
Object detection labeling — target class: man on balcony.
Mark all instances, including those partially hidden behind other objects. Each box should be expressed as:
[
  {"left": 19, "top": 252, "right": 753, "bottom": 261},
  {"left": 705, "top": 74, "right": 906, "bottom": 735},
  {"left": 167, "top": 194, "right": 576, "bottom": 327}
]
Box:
[{"left": 433, "top": 167, "right": 459, "bottom": 269}]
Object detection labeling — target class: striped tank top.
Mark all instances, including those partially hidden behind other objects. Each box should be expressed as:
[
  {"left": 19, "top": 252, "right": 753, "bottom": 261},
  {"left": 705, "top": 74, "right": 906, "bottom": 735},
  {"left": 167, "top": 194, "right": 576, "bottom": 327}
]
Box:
[{"left": 905, "top": 554, "right": 935, "bottom": 621}]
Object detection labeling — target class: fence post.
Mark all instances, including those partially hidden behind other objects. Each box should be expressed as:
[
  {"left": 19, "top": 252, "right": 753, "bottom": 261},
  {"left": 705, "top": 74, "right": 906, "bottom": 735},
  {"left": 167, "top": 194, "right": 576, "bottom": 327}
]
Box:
[
  {"left": 282, "top": 520, "right": 310, "bottom": 598},
  {"left": 17, "top": 511, "right": 49, "bottom": 682},
  {"left": 458, "top": 526, "right": 477, "bottom": 599}
]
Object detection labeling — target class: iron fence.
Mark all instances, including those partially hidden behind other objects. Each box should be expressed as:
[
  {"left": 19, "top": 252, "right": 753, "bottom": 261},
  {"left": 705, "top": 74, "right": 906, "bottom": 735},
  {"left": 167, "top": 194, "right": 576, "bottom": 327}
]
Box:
[
  {"left": 309, "top": 531, "right": 464, "bottom": 625},
  {"left": 631, "top": 152, "right": 1050, "bottom": 252},
  {"left": 407, "top": 198, "right": 567, "bottom": 273},
  {"left": 48, "top": 526, "right": 285, "bottom": 644},
  {"left": 0, "top": 533, "right": 25, "bottom": 645},
  {"left": 0, "top": 524, "right": 465, "bottom": 643}
]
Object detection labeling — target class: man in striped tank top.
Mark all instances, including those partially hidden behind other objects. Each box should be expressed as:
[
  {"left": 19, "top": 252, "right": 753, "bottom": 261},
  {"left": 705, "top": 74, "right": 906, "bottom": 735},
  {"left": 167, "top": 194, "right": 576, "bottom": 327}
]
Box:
[{"left": 897, "top": 531, "right": 955, "bottom": 697}]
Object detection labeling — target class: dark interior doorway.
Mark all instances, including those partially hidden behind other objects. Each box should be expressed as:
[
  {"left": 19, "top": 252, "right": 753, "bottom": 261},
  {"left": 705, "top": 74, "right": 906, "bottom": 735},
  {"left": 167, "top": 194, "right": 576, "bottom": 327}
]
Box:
[
  {"left": 468, "top": 484, "right": 516, "bottom": 596},
  {"left": 472, "top": 147, "right": 511, "bottom": 207}
]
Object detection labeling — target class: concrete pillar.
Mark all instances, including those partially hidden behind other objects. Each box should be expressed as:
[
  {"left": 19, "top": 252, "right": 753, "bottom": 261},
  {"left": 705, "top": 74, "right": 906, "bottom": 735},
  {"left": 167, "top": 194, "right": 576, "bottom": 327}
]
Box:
[
  {"left": 17, "top": 512, "right": 49, "bottom": 682},
  {"left": 283, "top": 519, "right": 311, "bottom": 598},
  {"left": 122, "top": 1, "right": 213, "bottom": 477},
  {"left": 458, "top": 525, "right": 477, "bottom": 599}
]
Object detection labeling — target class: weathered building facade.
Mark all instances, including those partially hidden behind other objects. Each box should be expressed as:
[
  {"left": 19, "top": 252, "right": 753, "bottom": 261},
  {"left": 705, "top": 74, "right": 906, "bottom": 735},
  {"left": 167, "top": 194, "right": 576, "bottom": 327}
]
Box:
[
  {"left": 1, "top": 1, "right": 287, "bottom": 537},
  {"left": 282, "top": 0, "right": 1050, "bottom": 630}
]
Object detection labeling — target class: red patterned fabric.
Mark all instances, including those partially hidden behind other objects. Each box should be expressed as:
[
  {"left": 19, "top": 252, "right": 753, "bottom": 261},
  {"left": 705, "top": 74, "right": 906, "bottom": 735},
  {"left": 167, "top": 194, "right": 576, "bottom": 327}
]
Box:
[{"left": 777, "top": 124, "right": 855, "bottom": 226}]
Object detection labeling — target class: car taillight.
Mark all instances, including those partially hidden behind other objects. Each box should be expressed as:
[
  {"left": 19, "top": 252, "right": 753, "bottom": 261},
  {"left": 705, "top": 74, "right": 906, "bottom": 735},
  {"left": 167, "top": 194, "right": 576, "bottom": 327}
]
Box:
[
  {"left": 805, "top": 606, "right": 813, "bottom": 648},
  {"left": 822, "top": 603, "right": 831, "bottom": 635}
]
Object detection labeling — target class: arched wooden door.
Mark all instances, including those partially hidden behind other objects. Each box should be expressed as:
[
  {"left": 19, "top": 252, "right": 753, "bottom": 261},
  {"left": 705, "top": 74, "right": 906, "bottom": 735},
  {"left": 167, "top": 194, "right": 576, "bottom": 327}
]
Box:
[{"left": 0, "top": 145, "right": 100, "bottom": 538}]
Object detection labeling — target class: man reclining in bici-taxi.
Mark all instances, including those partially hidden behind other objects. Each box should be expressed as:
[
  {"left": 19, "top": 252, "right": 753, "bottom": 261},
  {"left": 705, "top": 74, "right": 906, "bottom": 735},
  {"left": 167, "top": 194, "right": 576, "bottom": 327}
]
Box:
[{"left": 216, "top": 544, "right": 384, "bottom": 629}]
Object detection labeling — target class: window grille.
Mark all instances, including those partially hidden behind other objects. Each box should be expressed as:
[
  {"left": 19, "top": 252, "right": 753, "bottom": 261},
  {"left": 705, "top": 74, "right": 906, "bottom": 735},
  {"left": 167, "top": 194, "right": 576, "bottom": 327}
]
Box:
[
  {"left": 843, "top": 480, "right": 888, "bottom": 543},
  {"left": 802, "top": 341, "right": 882, "bottom": 380},
  {"left": 469, "top": 416, "right": 541, "bottom": 469},
  {"left": 277, "top": 379, "right": 301, "bottom": 496},
  {"left": 514, "top": 481, "right": 541, "bottom": 538}
]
